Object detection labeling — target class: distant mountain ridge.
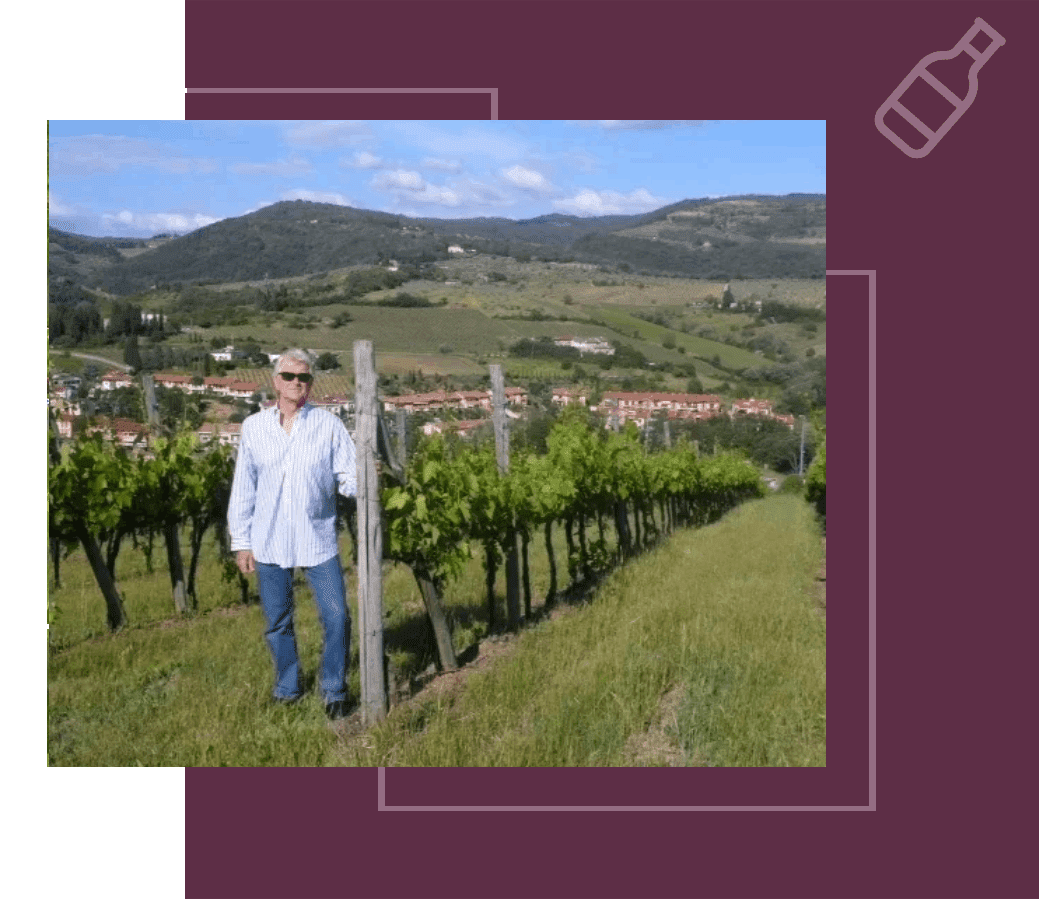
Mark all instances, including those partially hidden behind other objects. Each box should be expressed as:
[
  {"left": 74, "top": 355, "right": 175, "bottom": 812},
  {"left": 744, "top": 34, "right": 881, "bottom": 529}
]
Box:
[{"left": 49, "top": 193, "right": 825, "bottom": 295}]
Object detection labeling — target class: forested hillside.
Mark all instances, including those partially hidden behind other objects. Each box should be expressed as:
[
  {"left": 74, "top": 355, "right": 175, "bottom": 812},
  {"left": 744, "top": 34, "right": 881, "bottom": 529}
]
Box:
[{"left": 49, "top": 194, "right": 825, "bottom": 296}]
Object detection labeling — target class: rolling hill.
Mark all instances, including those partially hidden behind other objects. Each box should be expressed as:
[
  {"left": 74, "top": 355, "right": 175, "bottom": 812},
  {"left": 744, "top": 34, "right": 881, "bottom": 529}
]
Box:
[{"left": 49, "top": 194, "right": 825, "bottom": 296}]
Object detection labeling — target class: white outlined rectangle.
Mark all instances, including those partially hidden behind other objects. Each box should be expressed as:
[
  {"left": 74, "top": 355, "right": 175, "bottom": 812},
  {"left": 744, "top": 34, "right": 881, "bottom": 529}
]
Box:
[{"left": 379, "top": 270, "right": 875, "bottom": 812}]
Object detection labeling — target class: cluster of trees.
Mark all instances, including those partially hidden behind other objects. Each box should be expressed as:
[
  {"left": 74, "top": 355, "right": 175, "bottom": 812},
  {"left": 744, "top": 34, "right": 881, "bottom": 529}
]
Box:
[
  {"left": 507, "top": 337, "right": 650, "bottom": 372},
  {"left": 48, "top": 282, "right": 169, "bottom": 348},
  {"left": 740, "top": 357, "right": 826, "bottom": 416},
  {"left": 756, "top": 300, "right": 826, "bottom": 325},
  {"left": 377, "top": 291, "right": 439, "bottom": 308},
  {"left": 80, "top": 383, "right": 237, "bottom": 431},
  {"left": 48, "top": 299, "right": 104, "bottom": 345},
  {"left": 508, "top": 337, "right": 581, "bottom": 361},
  {"left": 666, "top": 414, "right": 815, "bottom": 474},
  {"left": 107, "top": 299, "right": 167, "bottom": 337},
  {"left": 569, "top": 233, "right": 826, "bottom": 279},
  {"left": 710, "top": 295, "right": 826, "bottom": 325}
]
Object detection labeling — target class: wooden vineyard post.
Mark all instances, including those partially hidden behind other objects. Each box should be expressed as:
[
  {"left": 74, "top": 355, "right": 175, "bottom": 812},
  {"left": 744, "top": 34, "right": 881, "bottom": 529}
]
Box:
[
  {"left": 142, "top": 373, "right": 190, "bottom": 614},
  {"left": 490, "top": 365, "right": 521, "bottom": 631},
  {"left": 395, "top": 407, "right": 407, "bottom": 465},
  {"left": 353, "top": 340, "right": 388, "bottom": 725}
]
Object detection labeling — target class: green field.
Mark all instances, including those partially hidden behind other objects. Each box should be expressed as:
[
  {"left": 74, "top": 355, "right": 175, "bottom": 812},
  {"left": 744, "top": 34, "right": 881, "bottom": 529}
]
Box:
[
  {"left": 590, "top": 306, "right": 766, "bottom": 370},
  {"left": 65, "top": 266, "right": 824, "bottom": 391},
  {"left": 48, "top": 495, "right": 825, "bottom": 767}
]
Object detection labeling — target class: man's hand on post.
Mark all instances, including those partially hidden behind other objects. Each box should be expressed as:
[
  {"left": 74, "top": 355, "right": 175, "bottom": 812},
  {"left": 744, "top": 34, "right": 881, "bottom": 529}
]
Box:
[{"left": 236, "top": 549, "right": 256, "bottom": 575}]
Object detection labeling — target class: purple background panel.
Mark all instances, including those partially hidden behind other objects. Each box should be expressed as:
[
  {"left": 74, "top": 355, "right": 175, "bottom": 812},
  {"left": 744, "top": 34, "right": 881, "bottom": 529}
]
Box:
[
  {"left": 184, "top": 1, "right": 1038, "bottom": 897},
  {"left": 189, "top": 771, "right": 869, "bottom": 899}
]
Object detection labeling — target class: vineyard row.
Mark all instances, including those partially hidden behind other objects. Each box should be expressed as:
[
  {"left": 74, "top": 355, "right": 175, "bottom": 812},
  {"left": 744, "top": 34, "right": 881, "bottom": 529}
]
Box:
[{"left": 48, "top": 408, "right": 766, "bottom": 666}]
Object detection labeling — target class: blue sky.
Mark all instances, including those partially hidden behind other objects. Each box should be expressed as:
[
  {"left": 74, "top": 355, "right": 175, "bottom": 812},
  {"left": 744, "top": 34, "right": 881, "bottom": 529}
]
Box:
[{"left": 48, "top": 120, "right": 825, "bottom": 238}]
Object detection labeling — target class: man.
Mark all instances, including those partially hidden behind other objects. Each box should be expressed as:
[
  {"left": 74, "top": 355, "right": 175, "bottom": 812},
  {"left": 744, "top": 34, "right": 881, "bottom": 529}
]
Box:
[{"left": 228, "top": 348, "right": 357, "bottom": 720}]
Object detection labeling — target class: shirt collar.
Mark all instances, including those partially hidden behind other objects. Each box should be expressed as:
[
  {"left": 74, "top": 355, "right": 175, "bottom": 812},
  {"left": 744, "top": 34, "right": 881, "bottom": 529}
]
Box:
[{"left": 267, "top": 401, "right": 311, "bottom": 420}]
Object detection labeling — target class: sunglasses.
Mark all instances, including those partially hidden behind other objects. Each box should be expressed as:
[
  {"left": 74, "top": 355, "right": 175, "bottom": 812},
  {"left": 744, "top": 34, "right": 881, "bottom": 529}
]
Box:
[{"left": 278, "top": 372, "right": 313, "bottom": 383}]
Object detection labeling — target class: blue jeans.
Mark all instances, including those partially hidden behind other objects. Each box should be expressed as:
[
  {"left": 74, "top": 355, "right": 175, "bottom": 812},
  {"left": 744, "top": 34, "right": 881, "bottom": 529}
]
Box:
[{"left": 255, "top": 555, "right": 350, "bottom": 704}]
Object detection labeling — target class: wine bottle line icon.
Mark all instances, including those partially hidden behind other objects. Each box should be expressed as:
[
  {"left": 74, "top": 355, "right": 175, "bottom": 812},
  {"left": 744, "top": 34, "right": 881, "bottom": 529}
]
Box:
[{"left": 875, "top": 17, "right": 1006, "bottom": 159}]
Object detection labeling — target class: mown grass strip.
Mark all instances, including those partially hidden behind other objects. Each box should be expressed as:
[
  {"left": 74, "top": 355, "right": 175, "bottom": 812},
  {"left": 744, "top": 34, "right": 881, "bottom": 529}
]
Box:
[{"left": 340, "top": 495, "right": 825, "bottom": 767}]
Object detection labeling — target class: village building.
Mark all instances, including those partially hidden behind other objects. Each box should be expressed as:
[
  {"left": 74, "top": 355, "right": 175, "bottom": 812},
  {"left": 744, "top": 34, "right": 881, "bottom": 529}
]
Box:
[
  {"left": 196, "top": 421, "right": 242, "bottom": 447},
  {"left": 598, "top": 391, "right": 722, "bottom": 430},
  {"left": 311, "top": 395, "right": 354, "bottom": 416},
  {"left": 153, "top": 373, "right": 194, "bottom": 391},
  {"left": 383, "top": 387, "right": 526, "bottom": 415},
  {"left": 56, "top": 412, "right": 78, "bottom": 439},
  {"left": 87, "top": 417, "right": 149, "bottom": 449},
  {"left": 551, "top": 387, "right": 588, "bottom": 407},
  {"left": 196, "top": 376, "right": 258, "bottom": 398},
  {"left": 730, "top": 398, "right": 775, "bottom": 418},
  {"left": 421, "top": 418, "right": 490, "bottom": 438},
  {"left": 730, "top": 398, "right": 796, "bottom": 429},
  {"left": 99, "top": 370, "right": 134, "bottom": 391}
]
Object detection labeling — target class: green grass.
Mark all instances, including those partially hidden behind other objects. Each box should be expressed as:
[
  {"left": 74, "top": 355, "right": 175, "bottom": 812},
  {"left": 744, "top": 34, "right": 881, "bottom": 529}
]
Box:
[
  {"left": 591, "top": 306, "right": 765, "bottom": 371},
  {"left": 217, "top": 305, "right": 515, "bottom": 357},
  {"left": 342, "top": 495, "right": 825, "bottom": 767},
  {"left": 48, "top": 496, "right": 824, "bottom": 766}
]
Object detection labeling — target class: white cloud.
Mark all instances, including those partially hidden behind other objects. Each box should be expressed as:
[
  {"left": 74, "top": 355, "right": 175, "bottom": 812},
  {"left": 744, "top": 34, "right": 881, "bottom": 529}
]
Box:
[
  {"left": 552, "top": 187, "right": 667, "bottom": 216},
  {"left": 230, "top": 154, "right": 313, "bottom": 177},
  {"left": 417, "top": 185, "right": 461, "bottom": 207},
  {"left": 280, "top": 189, "right": 353, "bottom": 206},
  {"left": 371, "top": 170, "right": 463, "bottom": 209},
  {"left": 372, "top": 170, "right": 426, "bottom": 192},
  {"left": 502, "top": 165, "right": 555, "bottom": 194},
  {"left": 341, "top": 150, "right": 383, "bottom": 169},
  {"left": 463, "top": 180, "right": 511, "bottom": 206},
  {"left": 99, "top": 209, "right": 220, "bottom": 235},
  {"left": 283, "top": 121, "right": 373, "bottom": 147},
  {"left": 48, "top": 191, "right": 74, "bottom": 216}
]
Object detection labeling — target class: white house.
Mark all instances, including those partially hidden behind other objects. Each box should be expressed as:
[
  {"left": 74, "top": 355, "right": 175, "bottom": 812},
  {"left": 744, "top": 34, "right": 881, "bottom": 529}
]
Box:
[{"left": 554, "top": 336, "right": 614, "bottom": 355}]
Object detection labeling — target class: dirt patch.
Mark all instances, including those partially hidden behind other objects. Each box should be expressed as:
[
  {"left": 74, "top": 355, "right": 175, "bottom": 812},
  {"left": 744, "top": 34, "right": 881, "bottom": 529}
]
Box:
[{"left": 621, "top": 683, "right": 689, "bottom": 767}]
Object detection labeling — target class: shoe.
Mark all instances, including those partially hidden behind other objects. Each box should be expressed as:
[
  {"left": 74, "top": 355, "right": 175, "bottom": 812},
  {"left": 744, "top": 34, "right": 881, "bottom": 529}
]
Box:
[
  {"left": 273, "top": 694, "right": 302, "bottom": 707},
  {"left": 325, "top": 699, "right": 351, "bottom": 720}
]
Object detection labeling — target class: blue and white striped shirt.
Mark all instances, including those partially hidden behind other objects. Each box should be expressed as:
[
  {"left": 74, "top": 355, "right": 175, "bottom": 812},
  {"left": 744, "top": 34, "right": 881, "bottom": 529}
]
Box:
[{"left": 228, "top": 403, "right": 357, "bottom": 569}]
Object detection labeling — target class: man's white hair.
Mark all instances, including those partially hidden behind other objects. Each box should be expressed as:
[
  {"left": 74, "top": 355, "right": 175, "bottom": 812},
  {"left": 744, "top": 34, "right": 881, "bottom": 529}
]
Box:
[{"left": 273, "top": 348, "right": 316, "bottom": 375}]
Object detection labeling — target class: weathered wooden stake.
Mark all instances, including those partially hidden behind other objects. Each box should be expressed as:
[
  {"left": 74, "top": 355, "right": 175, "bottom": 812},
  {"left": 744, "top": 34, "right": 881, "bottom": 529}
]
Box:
[
  {"left": 395, "top": 407, "right": 407, "bottom": 464},
  {"left": 142, "top": 373, "right": 190, "bottom": 613},
  {"left": 490, "top": 365, "right": 521, "bottom": 630},
  {"left": 354, "top": 340, "right": 387, "bottom": 725}
]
